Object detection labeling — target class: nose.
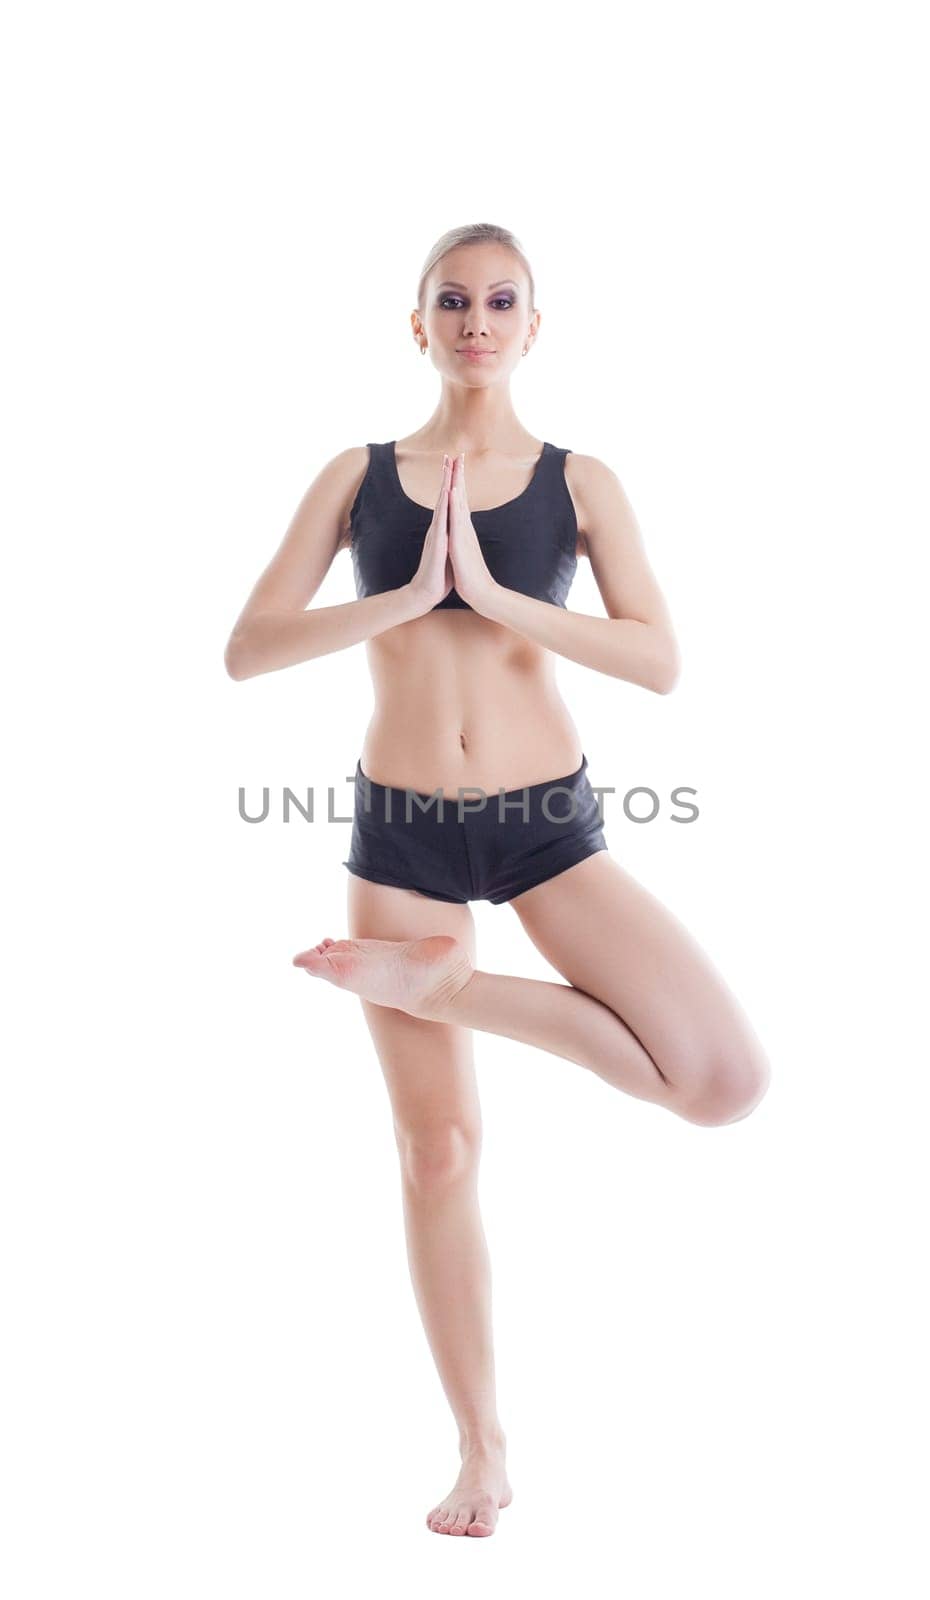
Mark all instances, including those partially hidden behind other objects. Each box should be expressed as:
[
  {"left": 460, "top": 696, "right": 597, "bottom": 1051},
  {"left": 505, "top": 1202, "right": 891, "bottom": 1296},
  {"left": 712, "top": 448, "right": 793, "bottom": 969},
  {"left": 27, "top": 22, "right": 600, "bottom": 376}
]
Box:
[{"left": 460, "top": 313, "right": 492, "bottom": 339}]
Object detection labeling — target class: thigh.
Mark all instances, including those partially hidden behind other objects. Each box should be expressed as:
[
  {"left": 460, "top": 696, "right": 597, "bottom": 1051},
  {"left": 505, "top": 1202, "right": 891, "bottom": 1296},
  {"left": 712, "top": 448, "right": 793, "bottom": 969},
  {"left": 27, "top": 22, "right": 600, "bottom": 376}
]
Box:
[
  {"left": 506, "top": 850, "right": 769, "bottom": 1090},
  {"left": 346, "top": 874, "right": 482, "bottom": 1148}
]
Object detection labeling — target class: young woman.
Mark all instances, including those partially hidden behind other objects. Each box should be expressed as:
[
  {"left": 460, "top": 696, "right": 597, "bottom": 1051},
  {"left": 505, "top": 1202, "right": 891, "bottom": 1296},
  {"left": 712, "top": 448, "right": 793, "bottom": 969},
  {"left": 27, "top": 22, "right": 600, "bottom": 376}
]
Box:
[{"left": 225, "top": 223, "right": 772, "bottom": 1539}]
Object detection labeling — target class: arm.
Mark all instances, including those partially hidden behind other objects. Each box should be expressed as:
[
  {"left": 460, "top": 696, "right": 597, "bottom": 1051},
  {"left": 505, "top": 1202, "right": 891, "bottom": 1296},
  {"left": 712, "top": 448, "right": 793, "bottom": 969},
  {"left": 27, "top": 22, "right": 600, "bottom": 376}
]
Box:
[
  {"left": 481, "top": 454, "right": 681, "bottom": 694},
  {"left": 223, "top": 447, "right": 423, "bottom": 680}
]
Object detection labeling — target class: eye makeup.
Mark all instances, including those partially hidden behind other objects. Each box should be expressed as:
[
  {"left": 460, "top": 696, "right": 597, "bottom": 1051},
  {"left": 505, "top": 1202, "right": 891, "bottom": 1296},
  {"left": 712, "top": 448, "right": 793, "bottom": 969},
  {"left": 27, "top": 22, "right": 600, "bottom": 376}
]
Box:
[{"left": 438, "top": 294, "right": 515, "bottom": 309}]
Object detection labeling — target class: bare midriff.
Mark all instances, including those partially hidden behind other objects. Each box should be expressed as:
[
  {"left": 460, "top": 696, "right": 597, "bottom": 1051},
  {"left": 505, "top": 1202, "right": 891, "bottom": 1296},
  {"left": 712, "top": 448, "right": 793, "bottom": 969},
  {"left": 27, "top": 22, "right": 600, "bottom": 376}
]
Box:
[{"left": 359, "top": 608, "right": 584, "bottom": 795}]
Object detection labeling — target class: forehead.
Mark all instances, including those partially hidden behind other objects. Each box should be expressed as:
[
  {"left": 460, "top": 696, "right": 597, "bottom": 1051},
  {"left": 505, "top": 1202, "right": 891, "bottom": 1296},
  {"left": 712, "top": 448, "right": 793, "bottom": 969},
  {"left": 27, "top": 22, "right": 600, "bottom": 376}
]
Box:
[{"left": 430, "top": 246, "right": 526, "bottom": 292}]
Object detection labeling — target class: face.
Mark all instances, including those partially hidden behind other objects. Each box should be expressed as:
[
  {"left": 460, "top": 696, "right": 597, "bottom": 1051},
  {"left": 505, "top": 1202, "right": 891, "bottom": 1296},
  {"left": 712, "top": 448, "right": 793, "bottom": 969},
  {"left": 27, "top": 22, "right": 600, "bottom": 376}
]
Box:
[{"left": 413, "top": 244, "right": 540, "bottom": 380}]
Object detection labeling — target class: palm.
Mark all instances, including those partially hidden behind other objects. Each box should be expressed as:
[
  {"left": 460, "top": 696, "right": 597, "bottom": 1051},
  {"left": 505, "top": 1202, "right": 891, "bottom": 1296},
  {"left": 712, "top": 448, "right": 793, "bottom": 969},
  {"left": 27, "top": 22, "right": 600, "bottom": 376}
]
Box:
[{"left": 448, "top": 456, "right": 493, "bottom": 607}]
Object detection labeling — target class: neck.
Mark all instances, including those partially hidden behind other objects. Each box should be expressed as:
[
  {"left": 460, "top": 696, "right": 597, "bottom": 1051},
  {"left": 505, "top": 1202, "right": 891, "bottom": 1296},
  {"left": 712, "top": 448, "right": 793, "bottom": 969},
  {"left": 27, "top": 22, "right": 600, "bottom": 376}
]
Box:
[{"left": 418, "top": 386, "right": 531, "bottom": 455}]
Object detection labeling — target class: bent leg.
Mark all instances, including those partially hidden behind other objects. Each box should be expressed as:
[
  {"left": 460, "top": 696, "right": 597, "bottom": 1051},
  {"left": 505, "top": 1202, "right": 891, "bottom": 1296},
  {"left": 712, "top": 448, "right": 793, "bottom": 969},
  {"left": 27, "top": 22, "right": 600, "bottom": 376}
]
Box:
[
  {"left": 508, "top": 852, "right": 771, "bottom": 1123},
  {"left": 434, "top": 852, "right": 771, "bottom": 1125}
]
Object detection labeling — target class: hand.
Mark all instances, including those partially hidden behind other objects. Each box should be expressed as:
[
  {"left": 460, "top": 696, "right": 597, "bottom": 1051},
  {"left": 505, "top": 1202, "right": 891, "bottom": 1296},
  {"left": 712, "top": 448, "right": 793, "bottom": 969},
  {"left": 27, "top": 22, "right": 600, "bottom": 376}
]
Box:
[
  {"left": 447, "top": 454, "right": 499, "bottom": 614},
  {"left": 406, "top": 454, "right": 454, "bottom": 612}
]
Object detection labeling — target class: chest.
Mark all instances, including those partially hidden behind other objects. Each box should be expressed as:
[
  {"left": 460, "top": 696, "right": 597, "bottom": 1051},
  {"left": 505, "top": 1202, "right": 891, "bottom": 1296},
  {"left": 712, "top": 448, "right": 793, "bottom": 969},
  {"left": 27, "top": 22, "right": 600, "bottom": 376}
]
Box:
[{"left": 347, "top": 439, "right": 583, "bottom": 611}]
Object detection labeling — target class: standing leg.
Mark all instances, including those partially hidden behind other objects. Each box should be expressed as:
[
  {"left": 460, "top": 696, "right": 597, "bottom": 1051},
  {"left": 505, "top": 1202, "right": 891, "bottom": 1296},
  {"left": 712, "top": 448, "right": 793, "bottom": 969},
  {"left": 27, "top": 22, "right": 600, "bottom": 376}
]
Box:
[{"left": 345, "top": 874, "right": 513, "bottom": 1537}]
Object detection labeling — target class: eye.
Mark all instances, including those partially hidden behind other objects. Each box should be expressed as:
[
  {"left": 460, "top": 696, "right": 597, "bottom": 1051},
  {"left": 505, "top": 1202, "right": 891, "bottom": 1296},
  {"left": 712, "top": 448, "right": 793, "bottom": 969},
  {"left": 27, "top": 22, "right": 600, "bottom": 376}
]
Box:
[{"left": 438, "top": 295, "right": 515, "bottom": 310}]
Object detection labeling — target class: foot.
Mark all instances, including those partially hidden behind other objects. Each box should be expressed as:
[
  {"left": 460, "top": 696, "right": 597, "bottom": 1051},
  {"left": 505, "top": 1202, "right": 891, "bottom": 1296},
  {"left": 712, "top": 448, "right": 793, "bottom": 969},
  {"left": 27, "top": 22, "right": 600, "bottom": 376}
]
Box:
[
  {"left": 426, "top": 1438, "right": 513, "bottom": 1538},
  {"left": 292, "top": 934, "right": 474, "bottom": 1018}
]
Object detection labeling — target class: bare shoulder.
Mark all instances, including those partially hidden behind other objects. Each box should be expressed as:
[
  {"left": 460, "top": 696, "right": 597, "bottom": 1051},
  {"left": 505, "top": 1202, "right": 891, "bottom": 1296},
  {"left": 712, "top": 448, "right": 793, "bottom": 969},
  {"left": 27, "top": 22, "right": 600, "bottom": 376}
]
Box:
[{"left": 564, "top": 451, "right": 643, "bottom": 554}]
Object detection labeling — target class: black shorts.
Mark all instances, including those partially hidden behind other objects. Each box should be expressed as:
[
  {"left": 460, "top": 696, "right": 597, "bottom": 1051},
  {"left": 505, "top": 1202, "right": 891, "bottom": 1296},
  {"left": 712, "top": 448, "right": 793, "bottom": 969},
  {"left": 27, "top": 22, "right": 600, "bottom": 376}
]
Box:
[{"left": 342, "top": 752, "right": 608, "bottom": 905}]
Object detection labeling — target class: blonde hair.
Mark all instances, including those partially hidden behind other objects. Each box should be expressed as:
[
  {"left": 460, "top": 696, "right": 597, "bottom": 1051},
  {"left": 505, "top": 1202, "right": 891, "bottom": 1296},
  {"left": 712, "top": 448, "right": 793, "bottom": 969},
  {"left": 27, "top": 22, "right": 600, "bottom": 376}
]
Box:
[{"left": 416, "top": 223, "right": 536, "bottom": 316}]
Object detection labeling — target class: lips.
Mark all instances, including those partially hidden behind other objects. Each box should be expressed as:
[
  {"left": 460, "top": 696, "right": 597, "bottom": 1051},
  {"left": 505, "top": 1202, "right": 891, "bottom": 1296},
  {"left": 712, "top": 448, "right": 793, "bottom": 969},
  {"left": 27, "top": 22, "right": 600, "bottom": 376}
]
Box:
[{"left": 457, "top": 349, "right": 496, "bottom": 359}]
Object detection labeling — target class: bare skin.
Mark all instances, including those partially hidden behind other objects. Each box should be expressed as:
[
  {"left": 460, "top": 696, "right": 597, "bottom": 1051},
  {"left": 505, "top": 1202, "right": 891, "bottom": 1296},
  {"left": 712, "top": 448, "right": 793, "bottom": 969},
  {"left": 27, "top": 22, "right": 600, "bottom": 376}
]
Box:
[
  {"left": 228, "top": 240, "right": 771, "bottom": 1536},
  {"left": 294, "top": 852, "right": 771, "bottom": 1537},
  {"left": 292, "top": 886, "right": 770, "bottom": 1126}
]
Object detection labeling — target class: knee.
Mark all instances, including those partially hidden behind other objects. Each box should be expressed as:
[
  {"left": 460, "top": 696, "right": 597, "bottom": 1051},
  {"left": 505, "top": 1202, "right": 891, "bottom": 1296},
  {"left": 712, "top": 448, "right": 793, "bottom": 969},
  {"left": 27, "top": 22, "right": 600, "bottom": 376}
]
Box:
[
  {"left": 397, "top": 1119, "right": 482, "bottom": 1193},
  {"left": 678, "top": 1050, "right": 772, "bottom": 1128}
]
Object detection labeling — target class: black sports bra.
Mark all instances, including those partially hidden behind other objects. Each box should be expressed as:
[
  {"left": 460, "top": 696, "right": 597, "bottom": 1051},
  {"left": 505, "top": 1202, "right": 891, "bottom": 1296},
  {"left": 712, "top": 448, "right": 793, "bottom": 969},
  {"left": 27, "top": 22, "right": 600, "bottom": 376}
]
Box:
[{"left": 348, "top": 440, "right": 579, "bottom": 612}]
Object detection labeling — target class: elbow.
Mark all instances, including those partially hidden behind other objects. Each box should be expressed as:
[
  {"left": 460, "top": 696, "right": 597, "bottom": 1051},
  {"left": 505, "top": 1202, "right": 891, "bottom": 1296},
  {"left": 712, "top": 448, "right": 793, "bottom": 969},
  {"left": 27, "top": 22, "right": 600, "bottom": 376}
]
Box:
[
  {"left": 654, "top": 660, "right": 681, "bottom": 695},
  {"left": 224, "top": 631, "right": 252, "bottom": 681},
  {"left": 651, "top": 634, "right": 682, "bottom": 695}
]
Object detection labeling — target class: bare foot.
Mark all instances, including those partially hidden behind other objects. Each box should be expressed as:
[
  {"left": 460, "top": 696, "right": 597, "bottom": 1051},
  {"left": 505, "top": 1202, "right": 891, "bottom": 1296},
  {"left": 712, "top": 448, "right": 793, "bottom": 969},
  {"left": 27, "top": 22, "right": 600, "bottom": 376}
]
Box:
[
  {"left": 426, "top": 1440, "right": 513, "bottom": 1538},
  {"left": 292, "top": 934, "right": 473, "bottom": 1018}
]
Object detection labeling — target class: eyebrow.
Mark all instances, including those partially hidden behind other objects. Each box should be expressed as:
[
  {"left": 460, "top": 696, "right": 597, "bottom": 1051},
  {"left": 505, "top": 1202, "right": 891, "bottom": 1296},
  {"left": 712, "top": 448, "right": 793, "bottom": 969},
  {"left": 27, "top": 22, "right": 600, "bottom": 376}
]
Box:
[{"left": 435, "top": 279, "right": 519, "bottom": 292}]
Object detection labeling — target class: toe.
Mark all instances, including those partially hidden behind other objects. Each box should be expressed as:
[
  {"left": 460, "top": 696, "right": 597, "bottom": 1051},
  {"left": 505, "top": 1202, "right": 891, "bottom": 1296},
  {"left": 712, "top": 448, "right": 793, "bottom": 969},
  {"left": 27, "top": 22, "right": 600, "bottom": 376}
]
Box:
[
  {"left": 467, "top": 1496, "right": 498, "bottom": 1535},
  {"left": 293, "top": 938, "right": 340, "bottom": 967}
]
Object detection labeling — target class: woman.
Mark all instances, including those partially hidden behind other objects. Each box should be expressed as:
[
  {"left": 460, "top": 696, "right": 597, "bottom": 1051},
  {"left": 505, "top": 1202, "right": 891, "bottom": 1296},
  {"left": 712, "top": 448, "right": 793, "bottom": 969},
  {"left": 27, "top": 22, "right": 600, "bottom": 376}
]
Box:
[{"left": 224, "top": 222, "right": 772, "bottom": 1539}]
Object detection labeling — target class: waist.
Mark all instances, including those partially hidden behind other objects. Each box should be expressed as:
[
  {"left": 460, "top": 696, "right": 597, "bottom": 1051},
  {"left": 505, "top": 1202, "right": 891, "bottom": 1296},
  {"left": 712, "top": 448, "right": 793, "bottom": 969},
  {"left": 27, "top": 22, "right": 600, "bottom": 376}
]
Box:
[
  {"left": 358, "top": 613, "right": 582, "bottom": 790},
  {"left": 360, "top": 705, "right": 583, "bottom": 794}
]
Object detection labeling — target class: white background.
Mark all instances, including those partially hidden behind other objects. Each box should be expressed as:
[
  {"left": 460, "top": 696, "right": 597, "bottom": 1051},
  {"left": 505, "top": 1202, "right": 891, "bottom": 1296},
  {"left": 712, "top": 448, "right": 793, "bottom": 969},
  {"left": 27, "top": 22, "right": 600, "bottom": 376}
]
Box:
[{"left": 3, "top": 1, "right": 927, "bottom": 1594}]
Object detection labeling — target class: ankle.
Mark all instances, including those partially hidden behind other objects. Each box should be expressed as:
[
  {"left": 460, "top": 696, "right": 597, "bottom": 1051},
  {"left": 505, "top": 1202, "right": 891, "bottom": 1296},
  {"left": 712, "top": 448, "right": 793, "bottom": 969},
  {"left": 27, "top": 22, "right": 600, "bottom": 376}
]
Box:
[{"left": 458, "top": 1425, "right": 507, "bottom": 1458}]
